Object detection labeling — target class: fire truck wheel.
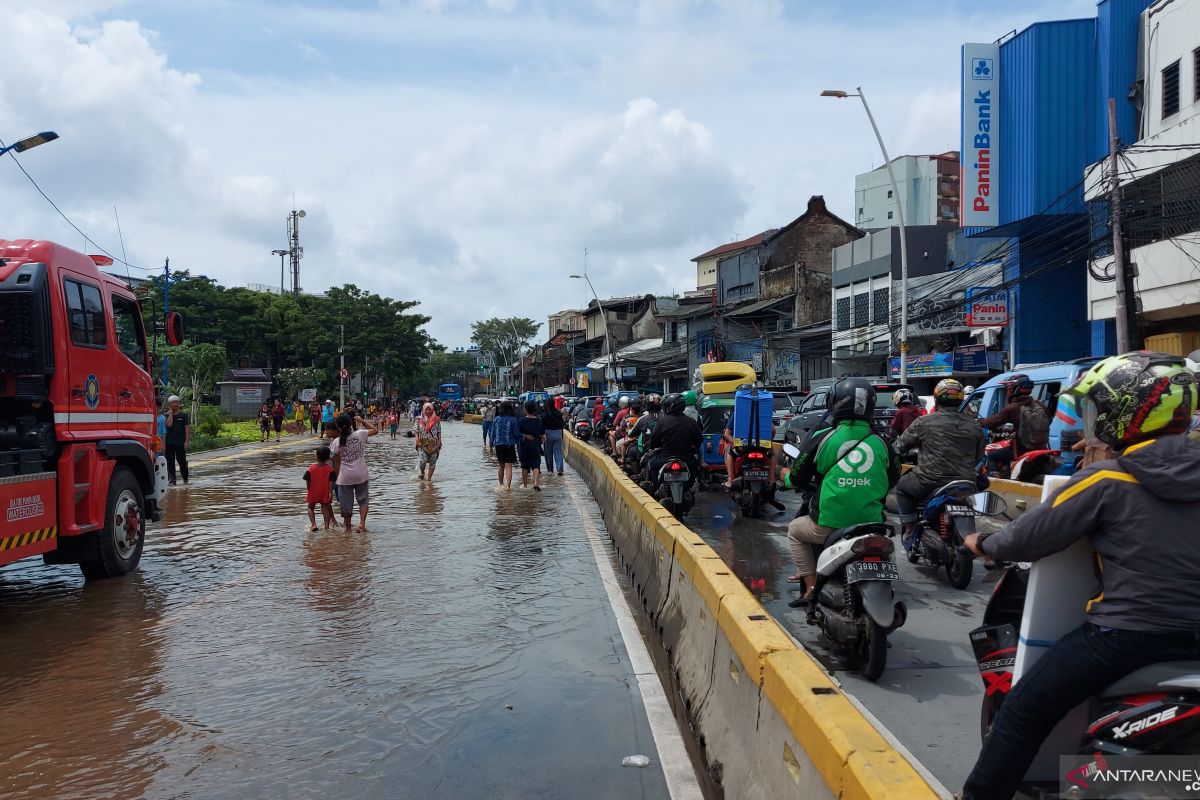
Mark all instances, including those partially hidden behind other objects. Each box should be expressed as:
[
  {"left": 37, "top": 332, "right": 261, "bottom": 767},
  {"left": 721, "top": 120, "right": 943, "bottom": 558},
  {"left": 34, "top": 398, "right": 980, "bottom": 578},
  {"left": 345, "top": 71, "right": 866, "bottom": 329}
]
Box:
[{"left": 80, "top": 468, "right": 145, "bottom": 580}]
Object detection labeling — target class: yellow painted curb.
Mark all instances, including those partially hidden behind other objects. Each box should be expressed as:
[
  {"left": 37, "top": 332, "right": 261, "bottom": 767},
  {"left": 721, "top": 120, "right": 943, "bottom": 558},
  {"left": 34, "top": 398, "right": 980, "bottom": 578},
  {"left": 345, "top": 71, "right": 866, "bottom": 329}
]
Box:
[
  {"left": 463, "top": 413, "right": 483, "bottom": 424},
  {"left": 566, "top": 433, "right": 939, "bottom": 799}
]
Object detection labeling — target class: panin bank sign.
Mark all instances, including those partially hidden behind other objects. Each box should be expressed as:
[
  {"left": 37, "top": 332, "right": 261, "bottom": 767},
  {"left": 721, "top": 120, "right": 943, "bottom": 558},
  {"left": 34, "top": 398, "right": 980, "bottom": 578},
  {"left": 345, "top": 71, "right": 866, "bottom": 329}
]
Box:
[{"left": 961, "top": 43, "right": 999, "bottom": 227}]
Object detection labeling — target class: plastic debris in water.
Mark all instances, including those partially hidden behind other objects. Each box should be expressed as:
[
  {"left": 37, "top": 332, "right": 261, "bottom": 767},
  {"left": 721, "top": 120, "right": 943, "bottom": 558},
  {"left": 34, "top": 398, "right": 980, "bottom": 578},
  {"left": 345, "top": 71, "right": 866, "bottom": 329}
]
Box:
[{"left": 621, "top": 755, "right": 651, "bottom": 768}]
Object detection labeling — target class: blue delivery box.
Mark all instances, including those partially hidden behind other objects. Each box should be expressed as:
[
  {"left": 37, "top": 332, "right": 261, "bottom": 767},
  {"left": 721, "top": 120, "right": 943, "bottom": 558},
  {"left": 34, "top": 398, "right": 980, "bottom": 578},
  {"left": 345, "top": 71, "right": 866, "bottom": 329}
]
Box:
[{"left": 731, "top": 387, "right": 773, "bottom": 447}]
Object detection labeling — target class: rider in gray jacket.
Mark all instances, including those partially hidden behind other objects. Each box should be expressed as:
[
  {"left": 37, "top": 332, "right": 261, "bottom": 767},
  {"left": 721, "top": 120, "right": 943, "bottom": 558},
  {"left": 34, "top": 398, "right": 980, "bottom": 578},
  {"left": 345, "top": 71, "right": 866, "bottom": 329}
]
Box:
[{"left": 892, "top": 379, "right": 985, "bottom": 540}]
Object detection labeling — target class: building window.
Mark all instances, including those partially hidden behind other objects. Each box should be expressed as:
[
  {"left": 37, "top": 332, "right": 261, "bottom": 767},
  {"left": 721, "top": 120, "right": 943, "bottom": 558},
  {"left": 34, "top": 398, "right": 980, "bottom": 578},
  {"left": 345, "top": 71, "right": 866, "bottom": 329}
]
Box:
[
  {"left": 887, "top": 210, "right": 893, "bottom": 219},
  {"left": 1195, "top": 47, "right": 1200, "bottom": 102},
  {"left": 1163, "top": 59, "right": 1181, "bottom": 119},
  {"left": 872, "top": 287, "right": 889, "bottom": 325},
  {"left": 852, "top": 292, "right": 869, "bottom": 329},
  {"left": 886, "top": 190, "right": 893, "bottom": 199},
  {"left": 835, "top": 296, "right": 851, "bottom": 331}
]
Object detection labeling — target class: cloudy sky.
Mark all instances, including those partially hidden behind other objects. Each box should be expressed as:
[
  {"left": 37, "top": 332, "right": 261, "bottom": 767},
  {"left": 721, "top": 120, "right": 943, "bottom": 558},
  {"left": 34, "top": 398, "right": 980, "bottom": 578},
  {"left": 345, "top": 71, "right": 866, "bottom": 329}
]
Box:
[{"left": 1, "top": 0, "right": 1095, "bottom": 347}]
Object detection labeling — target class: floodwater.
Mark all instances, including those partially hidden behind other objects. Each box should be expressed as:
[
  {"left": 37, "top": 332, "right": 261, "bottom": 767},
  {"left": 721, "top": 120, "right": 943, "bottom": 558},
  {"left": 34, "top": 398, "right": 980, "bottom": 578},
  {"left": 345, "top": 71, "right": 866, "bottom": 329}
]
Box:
[
  {"left": 682, "top": 472, "right": 996, "bottom": 791},
  {"left": 0, "top": 422, "right": 677, "bottom": 800}
]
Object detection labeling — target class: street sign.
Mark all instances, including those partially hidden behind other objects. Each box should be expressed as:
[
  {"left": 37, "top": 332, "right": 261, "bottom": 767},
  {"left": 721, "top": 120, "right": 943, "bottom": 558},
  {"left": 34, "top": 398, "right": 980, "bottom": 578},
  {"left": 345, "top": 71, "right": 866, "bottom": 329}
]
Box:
[
  {"left": 480, "top": 378, "right": 491, "bottom": 387},
  {"left": 339, "top": 367, "right": 349, "bottom": 380},
  {"left": 966, "top": 287, "right": 1009, "bottom": 326}
]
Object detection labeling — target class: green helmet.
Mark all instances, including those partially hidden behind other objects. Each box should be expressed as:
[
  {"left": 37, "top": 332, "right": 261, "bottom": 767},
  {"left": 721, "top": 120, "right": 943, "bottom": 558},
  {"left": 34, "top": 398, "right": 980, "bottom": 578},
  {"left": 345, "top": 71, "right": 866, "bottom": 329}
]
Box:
[
  {"left": 1067, "top": 351, "right": 1197, "bottom": 450},
  {"left": 681, "top": 389, "right": 698, "bottom": 406}
]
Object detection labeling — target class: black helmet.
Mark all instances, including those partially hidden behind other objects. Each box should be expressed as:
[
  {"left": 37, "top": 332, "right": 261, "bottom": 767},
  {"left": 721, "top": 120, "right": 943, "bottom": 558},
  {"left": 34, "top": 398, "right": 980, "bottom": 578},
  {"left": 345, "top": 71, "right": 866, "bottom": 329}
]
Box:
[
  {"left": 1002, "top": 373, "right": 1034, "bottom": 399},
  {"left": 663, "top": 393, "right": 686, "bottom": 415},
  {"left": 628, "top": 400, "right": 643, "bottom": 414},
  {"left": 829, "top": 377, "right": 876, "bottom": 422},
  {"left": 646, "top": 393, "right": 662, "bottom": 411}
]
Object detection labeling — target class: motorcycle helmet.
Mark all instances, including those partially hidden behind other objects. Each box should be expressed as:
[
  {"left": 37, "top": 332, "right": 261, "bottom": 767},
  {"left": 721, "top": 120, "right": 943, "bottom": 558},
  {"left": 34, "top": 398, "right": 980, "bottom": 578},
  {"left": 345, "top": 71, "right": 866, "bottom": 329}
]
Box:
[
  {"left": 1002, "top": 373, "right": 1034, "bottom": 401},
  {"left": 933, "top": 378, "right": 965, "bottom": 407},
  {"left": 829, "top": 377, "right": 876, "bottom": 422},
  {"left": 646, "top": 393, "right": 662, "bottom": 412},
  {"left": 892, "top": 388, "right": 914, "bottom": 407},
  {"left": 681, "top": 389, "right": 697, "bottom": 406},
  {"left": 618, "top": 396, "right": 629, "bottom": 409},
  {"left": 663, "top": 394, "right": 686, "bottom": 415},
  {"left": 628, "top": 400, "right": 643, "bottom": 414},
  {"left": 1066, "top": 351, "right": 1197, "bottom": 450}
]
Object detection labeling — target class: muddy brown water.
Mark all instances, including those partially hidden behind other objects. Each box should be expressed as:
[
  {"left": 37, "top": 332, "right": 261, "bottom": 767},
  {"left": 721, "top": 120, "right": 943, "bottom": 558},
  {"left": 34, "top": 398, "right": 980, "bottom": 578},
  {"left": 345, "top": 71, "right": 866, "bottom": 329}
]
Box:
[{"left": 0, "top": 424, "right": 675, "bottom": 799}]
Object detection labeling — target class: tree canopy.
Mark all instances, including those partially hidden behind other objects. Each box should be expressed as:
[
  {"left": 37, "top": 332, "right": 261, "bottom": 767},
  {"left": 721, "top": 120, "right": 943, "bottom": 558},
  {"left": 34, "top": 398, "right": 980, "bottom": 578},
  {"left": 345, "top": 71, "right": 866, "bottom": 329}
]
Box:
[
  {"left": 470, "top": 317, "right": 541, "bottom": 368},
  {"left": 140, "top": 274, "right": 433, "bottom": 397}
]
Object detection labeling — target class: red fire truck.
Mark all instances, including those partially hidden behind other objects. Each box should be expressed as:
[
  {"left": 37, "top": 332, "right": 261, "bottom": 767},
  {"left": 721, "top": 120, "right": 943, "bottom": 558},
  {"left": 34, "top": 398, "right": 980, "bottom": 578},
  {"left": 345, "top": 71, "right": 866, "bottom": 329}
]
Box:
[{"left": 0, "top": 239, "right": 181, "bottom": 579}]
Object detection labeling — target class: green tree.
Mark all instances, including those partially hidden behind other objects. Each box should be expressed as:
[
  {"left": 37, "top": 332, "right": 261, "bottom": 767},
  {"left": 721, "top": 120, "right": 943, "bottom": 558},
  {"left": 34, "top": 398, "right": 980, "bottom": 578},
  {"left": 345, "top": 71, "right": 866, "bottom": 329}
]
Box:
[
  {"left": 164, "top": 341, "right": 228, "bottom": 422},
  {"left": 470, "top": 317, "right": 541, "bottom": 372},
  {"left": 275, "top": 367, "right": 327, "bottom": 401}
]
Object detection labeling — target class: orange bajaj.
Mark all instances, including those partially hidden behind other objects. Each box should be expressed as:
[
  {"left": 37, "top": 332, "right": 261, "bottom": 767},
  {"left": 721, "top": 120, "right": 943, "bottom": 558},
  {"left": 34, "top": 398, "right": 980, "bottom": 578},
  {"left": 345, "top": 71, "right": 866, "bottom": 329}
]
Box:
[{"left": 0, "top": 240, "right": 181, "bottom": 579}]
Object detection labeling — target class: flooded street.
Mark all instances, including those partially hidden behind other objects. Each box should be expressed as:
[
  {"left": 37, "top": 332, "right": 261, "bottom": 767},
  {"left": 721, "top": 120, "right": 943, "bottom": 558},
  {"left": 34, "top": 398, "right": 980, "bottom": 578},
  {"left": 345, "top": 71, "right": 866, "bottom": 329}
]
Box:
[{"left": 0, "top": 423, "right": 692, "bottom": 800}]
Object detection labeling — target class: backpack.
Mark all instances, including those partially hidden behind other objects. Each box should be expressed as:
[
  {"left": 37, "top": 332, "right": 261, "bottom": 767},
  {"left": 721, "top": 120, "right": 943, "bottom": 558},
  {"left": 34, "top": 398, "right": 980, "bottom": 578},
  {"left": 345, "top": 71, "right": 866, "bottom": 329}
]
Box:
[{"left": 1017, "top": 400, "right": 1050, "bottom": 450}]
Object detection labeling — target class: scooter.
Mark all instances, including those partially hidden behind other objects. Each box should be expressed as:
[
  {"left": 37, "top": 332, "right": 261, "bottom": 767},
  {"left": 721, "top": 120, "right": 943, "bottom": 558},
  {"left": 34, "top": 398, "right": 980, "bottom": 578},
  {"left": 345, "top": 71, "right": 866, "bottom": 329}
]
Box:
[
  {"left": 730, "top": 445, "right": 777, "bottom": 518},
  {"left": 640, "top": 452, "right": 696, "bottom": 520},
  {"left": 970, "top": 536, "right": 1200, "bottom": 795},
  {"left": 905, "top": 480, "right": 1007, "bottom": 590},
  {"left": 573, "top": 419, "right": 592, "bottom": 442}
]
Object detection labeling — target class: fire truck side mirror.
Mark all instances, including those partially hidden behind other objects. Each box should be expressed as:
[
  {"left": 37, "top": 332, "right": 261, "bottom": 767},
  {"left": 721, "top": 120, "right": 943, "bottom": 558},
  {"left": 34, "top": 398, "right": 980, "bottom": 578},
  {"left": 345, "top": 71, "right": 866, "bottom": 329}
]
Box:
[{"left": 164, "top": 311, "right": 184, "bottom": 346}]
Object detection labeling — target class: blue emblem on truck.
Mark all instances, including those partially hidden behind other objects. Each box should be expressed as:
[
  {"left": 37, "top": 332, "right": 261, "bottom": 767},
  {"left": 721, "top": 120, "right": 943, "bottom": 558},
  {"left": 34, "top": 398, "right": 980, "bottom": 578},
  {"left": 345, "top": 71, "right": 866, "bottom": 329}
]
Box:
[{"left": 84, "top": 374, "right": 100, "bottom": 409}]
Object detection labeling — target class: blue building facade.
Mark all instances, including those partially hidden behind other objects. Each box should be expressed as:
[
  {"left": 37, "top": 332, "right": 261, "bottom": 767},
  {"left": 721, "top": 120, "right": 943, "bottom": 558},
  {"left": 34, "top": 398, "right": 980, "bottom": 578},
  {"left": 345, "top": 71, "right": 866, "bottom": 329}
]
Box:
[{"left": 966, "top": 0, "right": 1152, "bottom": 363}]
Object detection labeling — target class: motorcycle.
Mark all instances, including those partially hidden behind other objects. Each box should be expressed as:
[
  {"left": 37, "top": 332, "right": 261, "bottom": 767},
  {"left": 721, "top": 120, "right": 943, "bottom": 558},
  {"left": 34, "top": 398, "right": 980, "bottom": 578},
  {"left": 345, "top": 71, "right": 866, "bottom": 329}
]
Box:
[
  {"left": 640, "top": 452, "right": 696, "bottom": 520},
  {"left": 971, "top": 552, "right": 1200, "bottom": 795},
  {"left": 595, "top": 420, "right": 614, "bottom": 454},
  {"left": 573, "top": 419, "right": 593, "bottom": 442},
  {"left": 985, "top": 423, "right": 1062, "bottom": 484},
  {"left": 906, "top": 480, "right": 1008, "bottom": 590},
  {"left": 729, "top": 445, "right": 777, "bottom": 518}
]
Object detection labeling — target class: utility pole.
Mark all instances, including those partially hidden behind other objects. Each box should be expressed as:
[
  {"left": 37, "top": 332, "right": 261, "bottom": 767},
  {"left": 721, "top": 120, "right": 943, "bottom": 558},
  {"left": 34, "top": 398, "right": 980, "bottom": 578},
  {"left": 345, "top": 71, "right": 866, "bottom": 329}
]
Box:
[
  {"left": 287, "top": 208, "right": 306, "bottom": 295},
  {"left": 1108, "top": 98, "right": 1132, "bottom": 352},
  {"left": 339, "top": 324, "right": 346, "bottom": 409},
  {"left": 161, "top": 257, "right": 170, "bottom": 389}
]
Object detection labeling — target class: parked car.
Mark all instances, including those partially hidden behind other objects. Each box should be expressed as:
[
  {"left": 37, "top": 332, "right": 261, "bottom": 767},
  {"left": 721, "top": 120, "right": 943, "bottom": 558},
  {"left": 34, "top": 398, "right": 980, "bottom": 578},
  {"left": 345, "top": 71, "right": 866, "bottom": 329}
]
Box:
[
  {"left": 771, "top": 394, "right": 797, "bottom": 426},
  {"left": 783, "top": 381, "right": 915, "bottom": 445},
  {"left": 962, "top": 357, "right": 1102, "bottom": 472}
]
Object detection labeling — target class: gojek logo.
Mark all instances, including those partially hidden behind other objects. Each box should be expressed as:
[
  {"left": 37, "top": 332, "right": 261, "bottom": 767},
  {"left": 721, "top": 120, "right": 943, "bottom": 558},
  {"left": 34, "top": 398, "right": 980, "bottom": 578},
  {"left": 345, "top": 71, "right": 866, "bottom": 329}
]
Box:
[{"left": 836, "top": 440, "right": 875, "bottom": 486}]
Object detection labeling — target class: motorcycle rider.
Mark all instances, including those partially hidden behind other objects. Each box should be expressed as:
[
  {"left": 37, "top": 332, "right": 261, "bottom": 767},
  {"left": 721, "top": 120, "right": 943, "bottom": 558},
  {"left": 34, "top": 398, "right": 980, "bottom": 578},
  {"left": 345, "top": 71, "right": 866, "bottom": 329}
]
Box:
[
  {"left": 960, "top": 352, "right": 1200, "bottom": 800},
  {"left": 779, "top": 377, "right": 899, "bottom": 605},
  {"left": 607, "top": 396, "right": 631, "bottom": 452},
  {"left": 615, "top": 400, "right": 643, "bottom": 464},
  {"left": 889, "top": 388, "right": 923, "bottom": 439},
  {"left": 626, "top": 393, "right": 663, "bottom": 464},
  {"left": 892, "top": 379, "right": 985, "bottom": 547},
  {"left": 979, "top": 373, "right": 1050, "bottom": 474},
  {"left": 681, "top": 389, "right": 701, "bottom": 423},
  {"left": 648, "top": 393, "right": 702, "bottom": 488}
]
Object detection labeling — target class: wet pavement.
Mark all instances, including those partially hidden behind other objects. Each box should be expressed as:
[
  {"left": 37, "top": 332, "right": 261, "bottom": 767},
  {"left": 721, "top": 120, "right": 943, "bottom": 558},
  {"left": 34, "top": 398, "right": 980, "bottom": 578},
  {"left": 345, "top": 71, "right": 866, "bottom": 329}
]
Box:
[
  {"left": 0, "top": 424, "right": 692, "bottom": 800},
  {"left": 682, "top": 472, "right": 994, "bottom": 793}
]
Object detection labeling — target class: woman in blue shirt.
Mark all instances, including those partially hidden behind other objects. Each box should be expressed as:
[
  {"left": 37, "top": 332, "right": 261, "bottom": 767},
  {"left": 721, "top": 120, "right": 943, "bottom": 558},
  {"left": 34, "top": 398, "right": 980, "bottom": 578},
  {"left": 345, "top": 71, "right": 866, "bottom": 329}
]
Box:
[
  {"left": 517, "top": 401, "right": 546, "bottom": 491},
  {"left": 490, "top": 401, "right": 520, "bottom": 490}
]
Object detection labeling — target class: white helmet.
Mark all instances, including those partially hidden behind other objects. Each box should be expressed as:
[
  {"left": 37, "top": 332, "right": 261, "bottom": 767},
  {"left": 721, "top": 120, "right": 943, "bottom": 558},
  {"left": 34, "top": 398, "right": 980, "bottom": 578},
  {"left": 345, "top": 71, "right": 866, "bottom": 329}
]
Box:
[
  {"left": 892, "top": 388, "right": 914, "bottom": 406},
  {"left": 618, "top": 396, "right": 629, "bottom": 408}
]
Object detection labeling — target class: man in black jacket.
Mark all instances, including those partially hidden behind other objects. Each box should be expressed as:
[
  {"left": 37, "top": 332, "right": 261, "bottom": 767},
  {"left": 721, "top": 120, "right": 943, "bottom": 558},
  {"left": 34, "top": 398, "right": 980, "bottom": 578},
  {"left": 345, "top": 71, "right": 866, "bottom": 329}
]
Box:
[{"left": 959, "top": 352, "right": 1200, "bottom": 800}]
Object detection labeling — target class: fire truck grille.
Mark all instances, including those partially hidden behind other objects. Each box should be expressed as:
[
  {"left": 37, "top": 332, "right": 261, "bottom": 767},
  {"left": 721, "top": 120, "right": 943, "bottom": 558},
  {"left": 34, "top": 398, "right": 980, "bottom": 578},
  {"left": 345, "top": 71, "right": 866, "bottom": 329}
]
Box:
[{"left": 0, "top": 294, "right": 40, "bottom": 373}]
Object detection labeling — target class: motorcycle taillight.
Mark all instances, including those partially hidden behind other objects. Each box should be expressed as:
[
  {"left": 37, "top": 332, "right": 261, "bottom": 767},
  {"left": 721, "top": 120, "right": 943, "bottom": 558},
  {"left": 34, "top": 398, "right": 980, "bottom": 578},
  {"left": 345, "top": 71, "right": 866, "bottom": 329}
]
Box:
[
  {"left": 851, "top": 535, "right": 894, "bottom": 557},
  {"left": 670, "top": 462, "right": 682, "bottom": 471},
  {"left": 747, "top": 451, "right": 765, "bottom": 460}
]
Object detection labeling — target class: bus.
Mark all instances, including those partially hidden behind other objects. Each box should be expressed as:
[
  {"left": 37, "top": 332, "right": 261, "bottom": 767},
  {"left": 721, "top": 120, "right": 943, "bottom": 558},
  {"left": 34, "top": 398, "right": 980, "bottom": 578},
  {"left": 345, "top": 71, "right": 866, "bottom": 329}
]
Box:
[{"left": 438, "top": 383, "right": 463, "bottom": 401}]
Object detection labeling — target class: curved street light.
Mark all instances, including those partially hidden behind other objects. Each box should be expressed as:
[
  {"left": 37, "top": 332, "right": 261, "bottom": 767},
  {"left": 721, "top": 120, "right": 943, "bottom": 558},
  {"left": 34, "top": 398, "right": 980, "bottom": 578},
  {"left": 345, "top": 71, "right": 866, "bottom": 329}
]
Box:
[
  {"left": 0, "top": 131, "right": 59, "bottom": 158},
  {"left": 570, "top": 270, "right": 618, "bottom": 392},
  {"left": 822, "top": 87, "right": 910, "bottom": 383}
]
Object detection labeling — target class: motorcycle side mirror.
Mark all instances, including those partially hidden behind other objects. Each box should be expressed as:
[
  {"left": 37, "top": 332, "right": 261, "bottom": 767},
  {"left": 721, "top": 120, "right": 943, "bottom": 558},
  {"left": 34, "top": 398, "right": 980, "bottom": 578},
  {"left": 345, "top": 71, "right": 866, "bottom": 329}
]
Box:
[
  {"left": 973, "top": 491, "right": 1008, "bottom": 517},
  {"left": 782, "top": 443, "right": 801, "bottom": 459}
]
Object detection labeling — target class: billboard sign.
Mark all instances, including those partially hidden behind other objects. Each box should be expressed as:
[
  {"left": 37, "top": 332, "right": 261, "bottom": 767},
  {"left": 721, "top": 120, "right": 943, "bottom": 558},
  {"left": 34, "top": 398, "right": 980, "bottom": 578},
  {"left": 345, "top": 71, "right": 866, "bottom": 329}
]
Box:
[
  {"left": 966, "top": 287, "right": 1009, "bottom": 326},
  {"left": 888, "top": 352, "right": 954, "bottom": 379},
  {"left": 962, "top": 42, "right": 999, "bottom": 227}
]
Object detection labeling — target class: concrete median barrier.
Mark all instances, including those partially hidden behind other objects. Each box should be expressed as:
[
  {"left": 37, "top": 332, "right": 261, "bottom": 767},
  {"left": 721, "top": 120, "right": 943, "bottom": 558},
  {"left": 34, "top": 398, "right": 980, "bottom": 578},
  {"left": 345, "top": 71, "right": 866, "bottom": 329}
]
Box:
[
  {"left": 463, "top": 413, "right": 483, "bottom": 424},
  {"left": 565, "top": 436, "right": 941, "bottom": 800}
]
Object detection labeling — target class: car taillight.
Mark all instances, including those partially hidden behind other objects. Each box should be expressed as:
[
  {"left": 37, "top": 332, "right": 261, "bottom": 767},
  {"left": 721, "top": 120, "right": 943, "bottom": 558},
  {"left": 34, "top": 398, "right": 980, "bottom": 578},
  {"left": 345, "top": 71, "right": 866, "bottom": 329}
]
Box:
[
  {"left": 670, "top": 462, "right": 682, "bottom": 471},
  {"left": 747, "top": 451, "right": 765, "bottom": 460},
  {"left": 851, "top": 535, "right": 894, "bottom": 557}
]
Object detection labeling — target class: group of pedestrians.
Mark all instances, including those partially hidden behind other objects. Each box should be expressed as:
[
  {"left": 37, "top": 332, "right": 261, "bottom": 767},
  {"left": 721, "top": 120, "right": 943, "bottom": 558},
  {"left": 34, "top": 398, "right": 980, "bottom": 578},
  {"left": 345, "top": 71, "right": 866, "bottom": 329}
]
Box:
[{"left": 479, "top": 398, "right": 566, "bottom": 490}]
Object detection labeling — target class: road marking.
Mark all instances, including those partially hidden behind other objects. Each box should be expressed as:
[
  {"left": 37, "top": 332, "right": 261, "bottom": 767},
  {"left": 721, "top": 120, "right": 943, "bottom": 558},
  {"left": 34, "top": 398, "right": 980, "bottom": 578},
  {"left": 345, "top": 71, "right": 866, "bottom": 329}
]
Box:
[
  {"left": 191, "top": 436, "right": 312, "bottom": 466},
  {"left": 567, "top": 483, "right": 704, "bottom": 800}
]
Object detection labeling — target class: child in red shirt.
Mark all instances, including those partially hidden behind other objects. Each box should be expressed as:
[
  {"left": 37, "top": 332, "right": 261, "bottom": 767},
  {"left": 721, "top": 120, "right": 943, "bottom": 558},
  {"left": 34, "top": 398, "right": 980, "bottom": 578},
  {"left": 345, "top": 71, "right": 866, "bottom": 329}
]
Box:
[{"left": 303, "top": 446, "right": 335, "bottom": 531}]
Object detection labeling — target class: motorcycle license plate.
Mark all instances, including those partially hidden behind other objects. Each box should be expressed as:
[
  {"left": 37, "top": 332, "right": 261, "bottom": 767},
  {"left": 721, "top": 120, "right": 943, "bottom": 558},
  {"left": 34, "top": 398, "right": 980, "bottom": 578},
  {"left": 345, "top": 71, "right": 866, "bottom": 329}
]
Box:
[
  {"left": 663, "top": 471, "right": 688, "bottom": 482},
  {"left": 845, "top": 560, "right": 899, "bottom": 583},
  {"left": 946, "top": 504, "right": 978, "bottom": 516},
  {"left": 742, "top": 469, "right": 769, "bottom": 481}
]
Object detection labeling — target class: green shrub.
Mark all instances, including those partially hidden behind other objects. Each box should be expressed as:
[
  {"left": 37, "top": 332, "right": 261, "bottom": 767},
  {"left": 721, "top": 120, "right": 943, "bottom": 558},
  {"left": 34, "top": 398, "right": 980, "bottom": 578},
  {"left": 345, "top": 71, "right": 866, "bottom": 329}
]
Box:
[
  {"left": 196, "top": 406, "right": 224, "bottom": 437},
  {"left": 187, "top": 434, "right": 239, "bottom": 453}
]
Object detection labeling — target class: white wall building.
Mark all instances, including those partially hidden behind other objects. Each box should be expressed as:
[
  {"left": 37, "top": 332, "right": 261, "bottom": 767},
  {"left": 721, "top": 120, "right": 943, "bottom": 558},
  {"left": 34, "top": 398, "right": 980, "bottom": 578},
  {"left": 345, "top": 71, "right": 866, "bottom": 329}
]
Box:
[
  {"left": 854, "top": 152, "right": 960, "bottom": 230},
  {"left": 1084, "top": 0, "right": 1200, "bottom": 355}
]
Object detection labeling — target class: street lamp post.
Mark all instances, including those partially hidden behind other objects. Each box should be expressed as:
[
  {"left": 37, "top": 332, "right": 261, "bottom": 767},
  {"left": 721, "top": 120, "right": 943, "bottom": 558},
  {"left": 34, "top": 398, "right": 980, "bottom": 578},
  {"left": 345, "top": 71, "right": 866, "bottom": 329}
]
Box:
[
  {"left": 0, "top": 131, "right": 59, "bottom": 158},
  {"left": 822, "top": 88, "right": 910, "bottom": 383},
  {"left": 271, "top": 249, "right": 288, "bottom": 295},
  {"left": 508, "top": 318, "right": 526, "bottom": 393},
  {"left": 571, "top": 253, "right": 617, "bottom": 392}
]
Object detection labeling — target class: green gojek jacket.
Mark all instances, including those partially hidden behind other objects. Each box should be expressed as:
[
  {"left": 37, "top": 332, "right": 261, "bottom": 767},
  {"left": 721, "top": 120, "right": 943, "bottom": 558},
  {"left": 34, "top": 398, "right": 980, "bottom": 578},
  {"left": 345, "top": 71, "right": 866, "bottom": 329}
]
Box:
[{"left": 782, "top": 418, "right": 899, "bottom": 529}]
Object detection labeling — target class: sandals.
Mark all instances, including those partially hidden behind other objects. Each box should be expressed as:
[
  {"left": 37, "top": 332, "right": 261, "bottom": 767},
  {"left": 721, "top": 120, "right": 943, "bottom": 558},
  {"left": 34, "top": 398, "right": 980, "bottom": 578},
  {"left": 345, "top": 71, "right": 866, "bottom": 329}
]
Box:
[{"left": 786, "top": 574, "right": 804, "bottom": 583}]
